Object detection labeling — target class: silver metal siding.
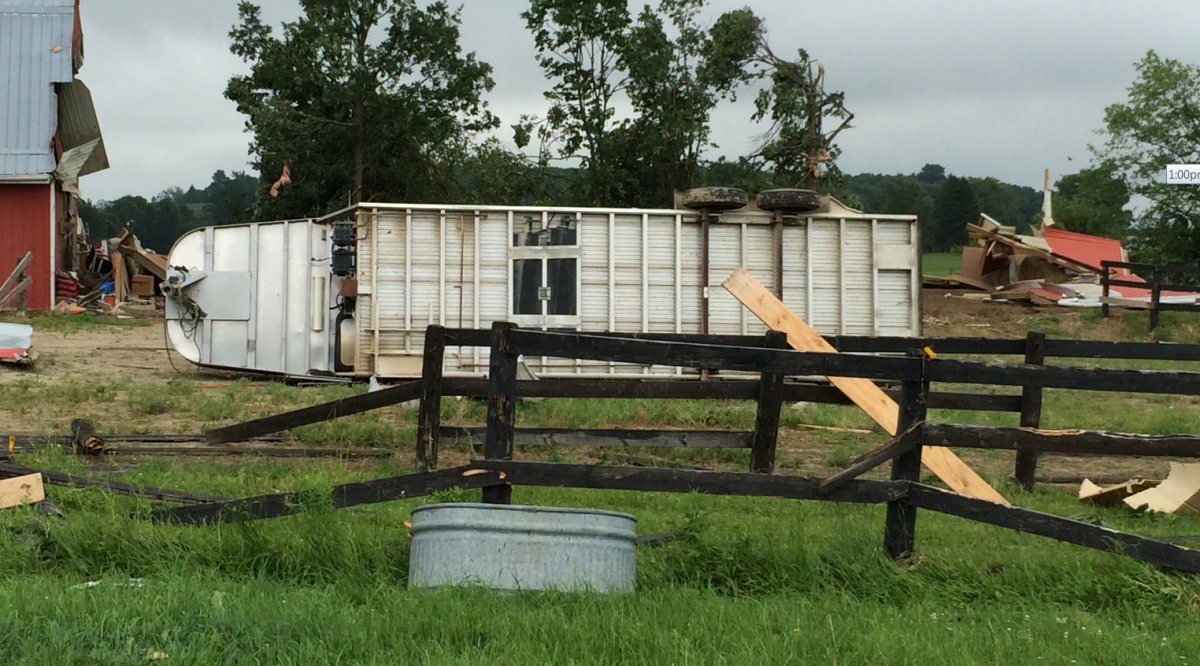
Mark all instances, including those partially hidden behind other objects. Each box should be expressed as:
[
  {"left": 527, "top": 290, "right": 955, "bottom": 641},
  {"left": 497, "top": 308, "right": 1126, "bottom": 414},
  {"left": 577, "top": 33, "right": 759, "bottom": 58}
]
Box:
[{"left": 0, "top": 0, "right": 73, "bottom": 175}]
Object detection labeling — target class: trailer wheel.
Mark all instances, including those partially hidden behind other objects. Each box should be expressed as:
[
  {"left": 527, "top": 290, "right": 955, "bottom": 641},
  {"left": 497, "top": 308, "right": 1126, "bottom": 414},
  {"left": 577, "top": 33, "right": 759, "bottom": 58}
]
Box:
[
  {"left": 680, "top": 187, "right": 748, "bottom": 212},
  {"left": 756, "top": 188, "right": 822, "bottom": 213}
]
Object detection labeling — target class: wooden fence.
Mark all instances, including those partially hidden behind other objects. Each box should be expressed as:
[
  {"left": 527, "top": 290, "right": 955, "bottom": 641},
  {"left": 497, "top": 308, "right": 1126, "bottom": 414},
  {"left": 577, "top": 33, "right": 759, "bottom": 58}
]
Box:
[
  {"left": 1101, "top": 259, "right": 1200, "bottom": 330},
  {"left": 176, "top": 322, "right": 1200, "bottom": 572}
]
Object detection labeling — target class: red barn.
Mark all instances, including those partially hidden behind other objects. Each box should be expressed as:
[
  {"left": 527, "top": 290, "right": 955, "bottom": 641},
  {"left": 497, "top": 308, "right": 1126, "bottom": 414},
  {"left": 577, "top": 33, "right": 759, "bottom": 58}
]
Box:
[{"left": 0, "top": 0, "right": 107, "bottom": 310}]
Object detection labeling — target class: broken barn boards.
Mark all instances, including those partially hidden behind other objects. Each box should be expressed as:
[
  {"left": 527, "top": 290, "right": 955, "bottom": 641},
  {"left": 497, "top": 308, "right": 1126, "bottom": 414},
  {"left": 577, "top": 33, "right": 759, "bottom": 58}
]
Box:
[
  {"left": 721, "top": 267, "right": 1009, "bottom": 505},
  {"left": 1079, "top": 478, "right": 1158, "bottom": 506},
  {"left": 0, "top": 473, "right": 45, "bottom": 509},
  {"left": 1124, "top": 462, "right": 1200, "bottom": 514}
]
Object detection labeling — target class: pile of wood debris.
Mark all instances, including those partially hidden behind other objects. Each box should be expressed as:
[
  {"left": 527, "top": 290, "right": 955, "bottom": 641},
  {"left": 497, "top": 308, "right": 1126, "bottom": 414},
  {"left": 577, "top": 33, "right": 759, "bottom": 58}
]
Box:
[
  {"left": 58, "top": 229, "right": 167, "bottom": 315},
  {"left": 927, "top": 214, "right": 1200, "bottom": 308},
  {"left": 1081, "top": 463, "right": 1200, "bottom": 514}
]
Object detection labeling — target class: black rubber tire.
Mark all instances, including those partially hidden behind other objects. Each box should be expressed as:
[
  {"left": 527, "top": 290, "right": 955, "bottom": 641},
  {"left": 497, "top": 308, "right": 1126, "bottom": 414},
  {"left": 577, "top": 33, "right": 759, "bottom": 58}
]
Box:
[
  {"left": 756, "top": 188, "right": 823, "bottom": 213},
  {"left": 680, "top": 187, "right": 749, "bottom": 212}
]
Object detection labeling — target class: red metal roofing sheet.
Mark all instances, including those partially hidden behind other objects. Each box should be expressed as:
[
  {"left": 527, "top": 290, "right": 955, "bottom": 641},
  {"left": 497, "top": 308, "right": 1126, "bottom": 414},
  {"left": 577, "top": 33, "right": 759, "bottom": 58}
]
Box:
[{"left": 1040, "top": 227, "right": 1125, "bottom": 271}]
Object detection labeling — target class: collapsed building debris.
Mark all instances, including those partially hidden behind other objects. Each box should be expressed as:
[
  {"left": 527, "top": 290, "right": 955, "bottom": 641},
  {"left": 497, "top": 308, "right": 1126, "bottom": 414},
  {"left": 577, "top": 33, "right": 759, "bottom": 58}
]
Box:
[
  {"left": 935, "top": 216, "right": 1200, "bottom": 308},
  {"left": 64, "top": 228, "right": 167, "bottom": 315}
]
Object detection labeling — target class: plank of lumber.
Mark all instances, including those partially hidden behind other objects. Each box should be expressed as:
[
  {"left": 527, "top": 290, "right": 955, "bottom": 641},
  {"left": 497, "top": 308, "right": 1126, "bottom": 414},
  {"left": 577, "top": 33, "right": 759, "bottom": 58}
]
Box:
[
  {"left": 819, "top": 423, "right": 919, "bottom": 493},
  {"left": 721, "top": 268, "right": 1009, "bottom": 505},
  {"left": 0, "top": 277, "right": 32, "bottom": 308},
  {"left": 0, "top": 251, "right": 32, "bottom": 298},
  {"left": 0, "top": 472, "right": 45, "bottom": 509},
  {"left": 0, "top": 461, "right": 224, "bottom": 504},
  {"left": 205, "top": 380, "right": 421, "bottom": 444}
]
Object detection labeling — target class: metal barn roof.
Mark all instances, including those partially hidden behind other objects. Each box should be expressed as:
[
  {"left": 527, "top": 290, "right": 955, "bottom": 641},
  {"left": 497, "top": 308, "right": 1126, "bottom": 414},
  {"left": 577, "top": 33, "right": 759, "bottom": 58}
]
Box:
[{"left": 0, "top": 0, "right": 75, "bottom": 176}]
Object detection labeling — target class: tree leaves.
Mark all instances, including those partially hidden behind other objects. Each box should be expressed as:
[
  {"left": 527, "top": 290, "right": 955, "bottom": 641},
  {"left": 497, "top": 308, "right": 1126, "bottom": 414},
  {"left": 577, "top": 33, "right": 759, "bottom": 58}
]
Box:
[
  {"left": 1095, "top": 50, "right": 1200, "bottom": 265},
  {"left": 225, "top": 1, "right": 497, "bottom": 219}
]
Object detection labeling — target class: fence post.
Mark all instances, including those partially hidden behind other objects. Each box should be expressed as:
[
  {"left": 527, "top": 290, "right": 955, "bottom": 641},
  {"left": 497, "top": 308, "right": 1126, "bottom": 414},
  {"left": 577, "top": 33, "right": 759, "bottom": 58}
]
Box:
[
  {"left": 750, "top": 330, "right": 788, "bottom": 473},
  {"left": 1101, "top": 261, "right": 1111, "bottom": 319},
  {"left": 483, "top": 322, "right": 518, "bottom": 504},
  {"left": 416, "top": 325, "right": 447, "bottom": 471},
  {"left": 1015, "top": 331, "right": 1046, "bottom": 491},
  {"left": 883, "top": 353, "right": 927, "bottom": 560},
  {"left": 1150, "top": 266, "right": 1163, "bottom": 332}
]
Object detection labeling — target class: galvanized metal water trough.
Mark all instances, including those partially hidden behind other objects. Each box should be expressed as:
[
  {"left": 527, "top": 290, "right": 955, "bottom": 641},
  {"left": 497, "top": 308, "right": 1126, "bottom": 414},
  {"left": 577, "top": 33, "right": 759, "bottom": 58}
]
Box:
[{"left": 408, "top": 503, "right": 637, "bottom": 592}]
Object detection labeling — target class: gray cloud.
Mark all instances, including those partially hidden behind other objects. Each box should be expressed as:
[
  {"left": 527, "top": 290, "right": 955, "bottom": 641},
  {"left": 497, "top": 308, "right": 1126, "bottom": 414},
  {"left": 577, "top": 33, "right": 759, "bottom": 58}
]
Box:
[{"left": 80, "top": 0, "right": 1200, "bottom": 203}]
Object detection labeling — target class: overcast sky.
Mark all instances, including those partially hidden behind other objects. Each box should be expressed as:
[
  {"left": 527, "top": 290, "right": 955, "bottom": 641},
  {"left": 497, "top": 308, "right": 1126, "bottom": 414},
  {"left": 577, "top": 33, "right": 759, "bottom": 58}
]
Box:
[{"left": 78, "top": 0, "right": 1200, "bottom": 204}]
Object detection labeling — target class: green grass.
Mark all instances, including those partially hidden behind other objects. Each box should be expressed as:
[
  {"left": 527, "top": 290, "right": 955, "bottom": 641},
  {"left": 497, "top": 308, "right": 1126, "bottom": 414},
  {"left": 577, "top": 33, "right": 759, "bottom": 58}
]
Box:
[
  {"left": 1, "top": 452, "right": 1199, "bottom": 664},
  {"left": 922, "top": 250, "right": 962, "bottom": 276},
  {"left": 8, "top": 306, "right": 1200, "bottom": 662}
]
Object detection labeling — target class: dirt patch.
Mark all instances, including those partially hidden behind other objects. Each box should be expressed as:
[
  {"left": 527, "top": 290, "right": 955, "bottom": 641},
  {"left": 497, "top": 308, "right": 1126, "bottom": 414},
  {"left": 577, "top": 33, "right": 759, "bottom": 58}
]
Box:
[
  {"left": 0, "top": 320, "right": 181, "bottom": 388},
  {"left": 0, "top": 302, "right": 1190, "bottom": 490}
]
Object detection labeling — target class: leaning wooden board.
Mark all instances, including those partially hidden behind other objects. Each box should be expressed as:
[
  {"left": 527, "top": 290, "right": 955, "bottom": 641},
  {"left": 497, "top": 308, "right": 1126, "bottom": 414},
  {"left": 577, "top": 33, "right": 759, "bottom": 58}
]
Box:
[{"left": 722, "top": 268, "right": 1010, "bottom": 505}]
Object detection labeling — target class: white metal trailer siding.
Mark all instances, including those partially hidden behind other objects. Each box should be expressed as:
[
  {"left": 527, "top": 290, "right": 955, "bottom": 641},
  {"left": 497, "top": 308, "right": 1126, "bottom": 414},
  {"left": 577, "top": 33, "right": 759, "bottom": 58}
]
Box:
[
  {"left": 165, "top": 200, "right": 919, "bottom": 379},
  {"left": 350, "top": 202, "right": 919, "bottom": 378}
]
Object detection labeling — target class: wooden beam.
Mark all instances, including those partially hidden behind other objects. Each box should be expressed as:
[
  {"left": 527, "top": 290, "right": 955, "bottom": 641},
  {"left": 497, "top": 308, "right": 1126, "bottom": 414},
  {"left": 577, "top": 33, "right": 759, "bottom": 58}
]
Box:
[
  {"left": 483, "top": 322, "right": 517, "bottom": 504},
  {"left": 150, "top": 466, "right": 505, "bottom": 525},
  {"left": 0, "top": 251, "right": 32, "bottom": 299},
  {"left": 440, "top": 427, "right": 751, "bottom": 448},
  {"left": 0, "top": 277, "right": 32, "bottom": 308},
  {"left": 907, "top": 483, "right": 1200, "bottom": 573},
  {"left": 922, "top": 423, "right": 1200, "bottom": 457},
  {"left": 1015, "top": 332, "right": 1046, "bottom": 490},
  {"left": 467, "top": 460, "right": 909, "bottom": 504},
  {"left": 884, "top": 376, "right": 927, "bottom": 559},
  {"left": 750, "top": 330, "right": 787, "bottom": 473},
  {"left": 204, "top": 380, "right": 421, "bottom": 444},
  {"left": 721, "top": 268, "right": 1009, "bottom": 505},
  {"left": 416, "top": 325, "right": 446, "bottom": 470},
  {"left": 0, "top": 462, "right": 221, "bottom": 504},
  {"left": 820, "top": 423, "right": 919, "bottom": 493}
]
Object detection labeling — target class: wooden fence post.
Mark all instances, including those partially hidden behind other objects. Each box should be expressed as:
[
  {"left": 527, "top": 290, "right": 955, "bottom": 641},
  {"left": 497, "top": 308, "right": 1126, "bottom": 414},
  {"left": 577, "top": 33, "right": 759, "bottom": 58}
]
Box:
[
  {"left": 750, "top": 330, "right": 787, "bottom": 473},
  {"left": 416, "top": 325, "right": 446, "bottom": 471},
  {"left": 483, "top": 322, "right": 518, "bottom": 504},
  {"left": 1150, "top": 266, "right": 1163, "bottom": 332},
  {"left": 1101, "top": 261, "right": 1111, "bottom": 319},
  {"left": 1014, "top": 331, "right": 1046, "bottom": 491},
  {"left": 883, "top": 354, "right": 927, "bottom": 560}
]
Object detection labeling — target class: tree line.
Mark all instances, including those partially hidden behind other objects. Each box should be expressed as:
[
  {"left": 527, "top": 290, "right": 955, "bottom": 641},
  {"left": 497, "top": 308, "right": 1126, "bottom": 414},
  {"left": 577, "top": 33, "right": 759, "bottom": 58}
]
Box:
[{"left": 81, "top": 2, "right": 1195, "bottom": 265}]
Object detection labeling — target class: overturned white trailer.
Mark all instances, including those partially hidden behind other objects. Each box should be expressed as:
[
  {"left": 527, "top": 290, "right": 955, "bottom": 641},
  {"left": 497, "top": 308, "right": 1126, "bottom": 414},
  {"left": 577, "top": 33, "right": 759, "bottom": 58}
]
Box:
[{"left": 164, "top": 194, "right": 921, "bottom": 379}]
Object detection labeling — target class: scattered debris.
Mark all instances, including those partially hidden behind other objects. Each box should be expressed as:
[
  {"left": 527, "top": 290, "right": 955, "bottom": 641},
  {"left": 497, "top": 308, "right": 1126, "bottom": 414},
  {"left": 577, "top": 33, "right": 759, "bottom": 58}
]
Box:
[
  {"left": 1078, "top": 477, "right": 1158, "bottom": 506},
  {"left": 1124, "top": 462, "right": 1200, "bottom": 514},
  {"left": 69, "top": 577, "right": 146, "bottom": 590},
  {"left": 0, "top": 322, "right": 35, "bottom": 366},
  {"left": 930, "top": 172, "right": 1200, "bottom": 310}
]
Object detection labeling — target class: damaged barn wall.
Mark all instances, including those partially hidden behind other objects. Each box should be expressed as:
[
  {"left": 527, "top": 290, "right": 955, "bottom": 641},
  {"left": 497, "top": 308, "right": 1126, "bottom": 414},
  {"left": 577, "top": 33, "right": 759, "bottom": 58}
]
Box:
[{"left": 0, "top": 184, "right": 52, "bottom": 310}]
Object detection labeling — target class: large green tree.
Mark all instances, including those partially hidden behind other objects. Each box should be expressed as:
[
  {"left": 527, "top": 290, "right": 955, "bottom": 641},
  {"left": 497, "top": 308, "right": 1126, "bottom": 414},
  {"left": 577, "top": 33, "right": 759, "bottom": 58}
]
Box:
[
  {"left": 226, "top": 0, "right": 497, "bottom": 218},
  {"left": 521, "top": 0, "right": 758, "bottom": 206},
  {"left": 927, "top": 175, "right": 978, "bottom": 252},
  {"left": 1095, "top": 50, "right": 1200, "bottom": 264},
  {"left": 746, "top": 41, "right": 853, "bottom": 192},
  {"left": 1052, "top": 166, "right": 1133, "bottom": 238}
]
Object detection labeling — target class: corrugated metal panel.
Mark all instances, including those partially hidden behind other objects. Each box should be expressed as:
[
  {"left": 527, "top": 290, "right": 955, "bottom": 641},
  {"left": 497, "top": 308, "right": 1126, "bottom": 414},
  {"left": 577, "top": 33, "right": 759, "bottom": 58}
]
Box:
[
  {"left": 0, "top": 0, "right": 74, "bottom": 176},
  {"left": 55, "top": 78, "right": 106, "bottom": 175},
  {"left": 809, "top": 219, "right": 841, "bottom": 333},
  {"left": 0, "top": 183, "right": 51, "bottom": 309},
  {"left": 842, "top": 221, "right": 874, "bottom": 334}
]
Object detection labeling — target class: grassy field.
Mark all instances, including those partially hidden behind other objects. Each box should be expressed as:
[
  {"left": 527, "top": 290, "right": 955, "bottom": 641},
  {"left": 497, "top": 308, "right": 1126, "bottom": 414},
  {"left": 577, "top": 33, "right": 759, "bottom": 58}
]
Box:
[
  {"left": 923, "top": 250, "right": 962, "bottom": 276},
  {"left": 4, "top": 309, "right": 1200, "bottom": 663}
]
